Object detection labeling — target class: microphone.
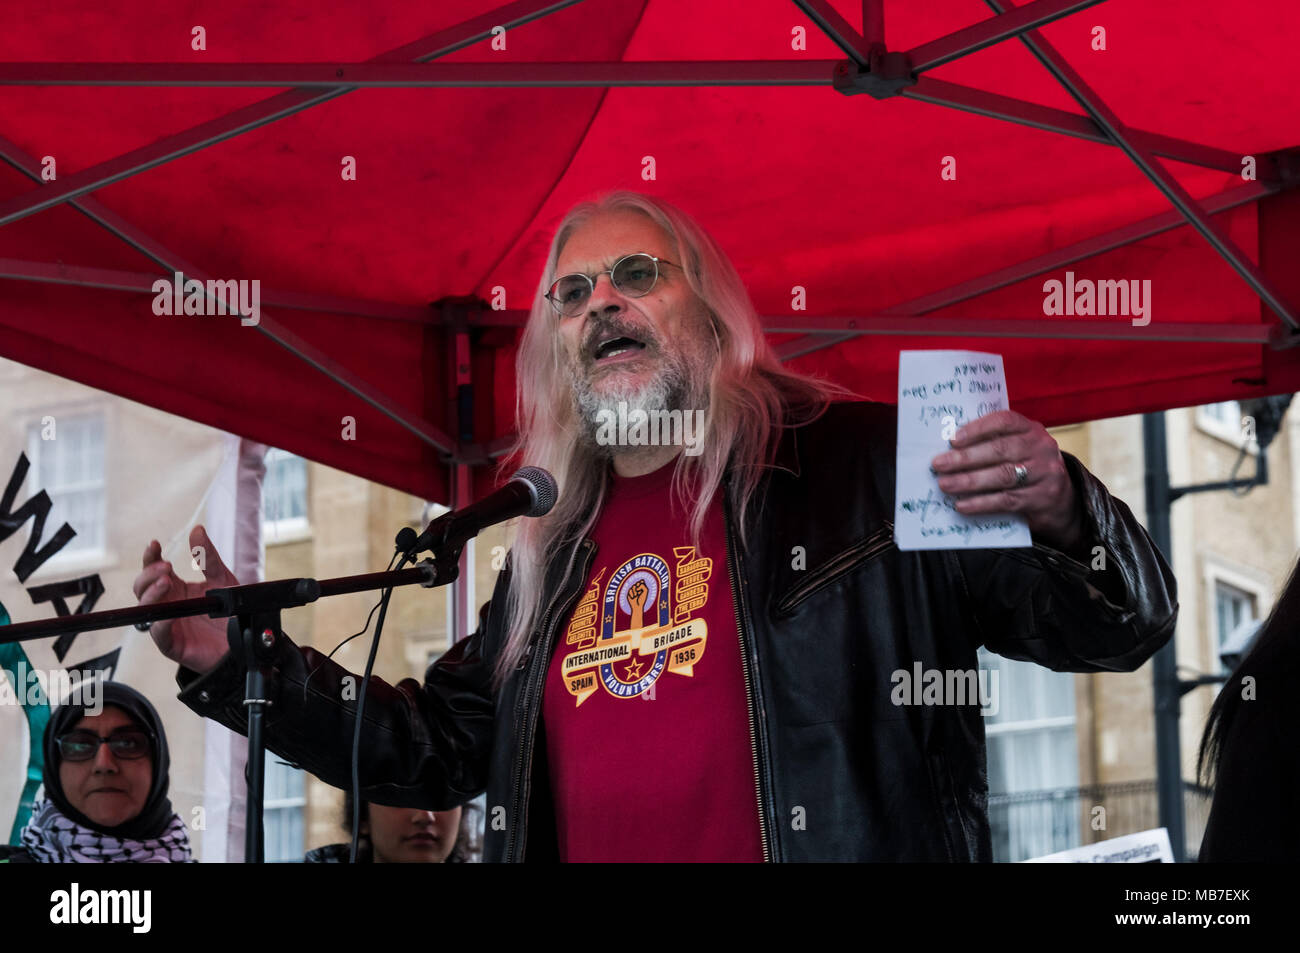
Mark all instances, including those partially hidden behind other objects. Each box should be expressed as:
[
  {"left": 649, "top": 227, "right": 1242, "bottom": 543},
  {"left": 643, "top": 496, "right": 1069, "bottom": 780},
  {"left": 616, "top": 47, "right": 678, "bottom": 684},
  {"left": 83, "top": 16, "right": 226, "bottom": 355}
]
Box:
[{"left": 402, "top": 466, "right": 557, "bottom": 557}]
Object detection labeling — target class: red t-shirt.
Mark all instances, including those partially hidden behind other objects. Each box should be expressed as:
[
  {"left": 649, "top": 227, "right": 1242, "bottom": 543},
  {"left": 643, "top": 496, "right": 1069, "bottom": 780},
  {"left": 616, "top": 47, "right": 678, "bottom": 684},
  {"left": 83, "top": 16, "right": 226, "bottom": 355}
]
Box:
[{"left": 542, "top": 461, "right": 764, "bottom": 862}]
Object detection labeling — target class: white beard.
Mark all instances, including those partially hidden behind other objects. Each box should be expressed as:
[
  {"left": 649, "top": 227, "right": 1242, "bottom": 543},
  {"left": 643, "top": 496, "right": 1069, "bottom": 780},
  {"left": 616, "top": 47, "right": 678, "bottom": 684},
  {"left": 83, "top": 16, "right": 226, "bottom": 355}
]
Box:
[{"left": 568, "top": 348, "right": 707, "bottom": 457}]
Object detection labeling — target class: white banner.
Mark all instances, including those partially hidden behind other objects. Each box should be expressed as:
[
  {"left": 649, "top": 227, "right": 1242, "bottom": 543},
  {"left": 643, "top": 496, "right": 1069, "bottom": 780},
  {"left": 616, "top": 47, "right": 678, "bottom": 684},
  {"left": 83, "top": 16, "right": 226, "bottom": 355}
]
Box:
[{"left": 0, "top": 361, "right": 261, "bottom": 862}]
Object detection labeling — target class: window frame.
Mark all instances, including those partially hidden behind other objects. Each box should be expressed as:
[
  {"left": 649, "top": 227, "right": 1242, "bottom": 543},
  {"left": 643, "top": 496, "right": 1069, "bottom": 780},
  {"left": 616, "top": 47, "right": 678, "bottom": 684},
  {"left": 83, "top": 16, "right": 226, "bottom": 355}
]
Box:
[
  {"left": 262, "top": 758, "right": 307, "bottom": 863},
  {"left": 22, "top": 408, "right": 109, "bottom": 575},
  {"left": 1195, "top": 401, "right": 1259, "bottom": 455},
  {"left": 261, "top": 447, "right": 311, "bottom": 544},
  {"left": 1202, "top": 558, "right": 1270, "bottom": 674},
  {"left": 978, "top": 647, "right": 1081, "bottom": 862}
]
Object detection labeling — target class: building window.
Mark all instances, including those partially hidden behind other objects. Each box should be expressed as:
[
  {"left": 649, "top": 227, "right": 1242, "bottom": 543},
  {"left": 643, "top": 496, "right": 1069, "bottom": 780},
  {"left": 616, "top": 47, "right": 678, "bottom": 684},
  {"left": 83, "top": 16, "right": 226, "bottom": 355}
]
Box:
[
  {"left": 1213, "top": 581, "right": 1257, "bottom": 673},
  {"left": 25, "top": 413, "right": 106, "bottom": 560},
  {"left": 1196, "top": 401, "right": 1255, "bottom": 450},
  {"left": 262, "top": 448, "right": 309, "bottom": 540},
  {"left": 264, "top": 759, "right": 306, "bottom": 862},
  {"left": 1200, "top": 401, "right": 1239, "bottom": 428},
  {"left": 979, "top": 647, "right": 1079, "bottom": 862},
  {"left": 1202, "top": 559, "right": 1270, "bottom": 674}
]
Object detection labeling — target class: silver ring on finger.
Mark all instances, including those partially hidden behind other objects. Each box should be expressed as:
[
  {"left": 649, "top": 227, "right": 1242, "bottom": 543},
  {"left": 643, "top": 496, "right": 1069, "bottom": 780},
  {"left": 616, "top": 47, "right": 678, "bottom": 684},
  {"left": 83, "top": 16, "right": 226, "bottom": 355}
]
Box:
[
  {"left": 1013, "top": 463, "right": 1029, "bottom": 488},
  {"left": 134, "top": 621, "right": 152, "bottom": 632}
]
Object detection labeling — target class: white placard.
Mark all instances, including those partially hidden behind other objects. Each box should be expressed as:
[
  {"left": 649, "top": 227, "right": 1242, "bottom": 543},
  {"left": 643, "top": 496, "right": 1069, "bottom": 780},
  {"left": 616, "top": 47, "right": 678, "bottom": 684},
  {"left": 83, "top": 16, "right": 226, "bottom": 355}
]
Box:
[
  {"left": 1023, "top": 828, "right": 1175, "bottom": 863},
  {"left": 894, "top": 350, "right": 1031, "bottom": 551}
]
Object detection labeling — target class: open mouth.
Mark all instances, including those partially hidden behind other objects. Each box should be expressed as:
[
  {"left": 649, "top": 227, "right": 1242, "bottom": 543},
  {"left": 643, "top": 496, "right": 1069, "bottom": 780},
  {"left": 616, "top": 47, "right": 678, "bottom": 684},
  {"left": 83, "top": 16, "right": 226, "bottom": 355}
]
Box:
[{"left": 591, "top": 334, "right": 648, "bottom": 363}]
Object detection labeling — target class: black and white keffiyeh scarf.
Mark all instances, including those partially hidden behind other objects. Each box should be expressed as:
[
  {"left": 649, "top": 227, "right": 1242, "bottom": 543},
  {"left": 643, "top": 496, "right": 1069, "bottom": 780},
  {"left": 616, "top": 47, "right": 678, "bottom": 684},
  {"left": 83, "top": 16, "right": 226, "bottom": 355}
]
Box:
[
  {"left": 20, "top": 799, "right": 193, "bottom": 864},
  {"left": 32, "top": 681, "right": 193, "bottom": 863}
]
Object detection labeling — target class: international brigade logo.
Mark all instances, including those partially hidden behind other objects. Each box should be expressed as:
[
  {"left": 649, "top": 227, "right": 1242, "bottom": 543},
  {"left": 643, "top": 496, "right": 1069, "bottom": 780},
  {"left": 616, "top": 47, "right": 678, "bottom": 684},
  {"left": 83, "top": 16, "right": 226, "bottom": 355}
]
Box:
[{"left": 561, "top": 547, "right": 711, "bottom": 706}]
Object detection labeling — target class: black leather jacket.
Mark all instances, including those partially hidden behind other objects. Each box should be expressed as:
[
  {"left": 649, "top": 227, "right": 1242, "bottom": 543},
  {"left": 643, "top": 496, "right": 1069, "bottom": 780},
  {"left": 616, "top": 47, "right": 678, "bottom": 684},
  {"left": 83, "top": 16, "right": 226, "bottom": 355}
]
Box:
[{"left": 177, "top": 400, "right": 1178, "bottom": 861}]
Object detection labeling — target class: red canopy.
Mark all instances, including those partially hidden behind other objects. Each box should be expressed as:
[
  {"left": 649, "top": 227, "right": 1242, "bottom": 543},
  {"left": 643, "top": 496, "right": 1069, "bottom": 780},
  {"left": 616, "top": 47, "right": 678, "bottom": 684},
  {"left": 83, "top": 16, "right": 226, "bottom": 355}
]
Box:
[{"left": 1, "top": 0, "right": 1297, "bottom": 502}]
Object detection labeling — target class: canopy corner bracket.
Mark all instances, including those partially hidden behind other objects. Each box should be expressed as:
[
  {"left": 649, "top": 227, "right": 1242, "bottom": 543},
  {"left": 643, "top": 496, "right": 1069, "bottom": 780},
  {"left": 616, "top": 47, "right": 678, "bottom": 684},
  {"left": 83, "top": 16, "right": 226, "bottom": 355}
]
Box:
[
  {"left": 832, "top": 52, "right": 915, "bottom": 99},
  {"left": 1267, "top": 322, "right": 1300, "bottom": 351},
  {"left": 1266, "top": 145, "right": 1300, "bottom": 190},
  {"left": 431, "top": 293, "right": 491, "bottom": 329}
]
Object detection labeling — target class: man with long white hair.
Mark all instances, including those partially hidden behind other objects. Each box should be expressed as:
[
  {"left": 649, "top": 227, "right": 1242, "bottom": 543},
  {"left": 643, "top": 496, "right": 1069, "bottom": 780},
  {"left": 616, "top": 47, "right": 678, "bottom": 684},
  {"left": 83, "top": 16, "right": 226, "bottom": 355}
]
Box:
[{"left": 136, "top": 190, "right": 1177, "bottom": 862}]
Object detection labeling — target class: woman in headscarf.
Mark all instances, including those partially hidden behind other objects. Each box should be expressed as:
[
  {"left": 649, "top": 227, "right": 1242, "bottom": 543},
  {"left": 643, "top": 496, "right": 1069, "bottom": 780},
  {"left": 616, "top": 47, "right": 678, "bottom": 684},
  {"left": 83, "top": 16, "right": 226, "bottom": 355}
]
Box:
[{"left": 0, "top": 681, "right": 192, "bottom": 863}]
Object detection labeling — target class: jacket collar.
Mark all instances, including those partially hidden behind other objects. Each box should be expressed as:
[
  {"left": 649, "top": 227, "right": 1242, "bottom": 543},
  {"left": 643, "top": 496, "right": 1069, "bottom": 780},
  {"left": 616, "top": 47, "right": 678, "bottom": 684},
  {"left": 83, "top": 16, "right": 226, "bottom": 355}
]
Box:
[
  {"left": 770, "top": 416, "right": 802, "bottom": 478},
  {"left": 717, "top": 411, "right": 805, "bottom": 492}
]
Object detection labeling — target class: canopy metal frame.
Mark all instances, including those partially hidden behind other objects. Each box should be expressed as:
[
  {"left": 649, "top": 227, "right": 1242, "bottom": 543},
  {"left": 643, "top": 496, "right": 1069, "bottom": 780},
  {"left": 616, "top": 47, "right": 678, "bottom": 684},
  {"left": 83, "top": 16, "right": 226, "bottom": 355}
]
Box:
[
  {"left": 0, "top": 0, "right": 1296, "bottom": 467},
  {"left": 0, "top": 0, "right": 1293, "bottom": 867}
]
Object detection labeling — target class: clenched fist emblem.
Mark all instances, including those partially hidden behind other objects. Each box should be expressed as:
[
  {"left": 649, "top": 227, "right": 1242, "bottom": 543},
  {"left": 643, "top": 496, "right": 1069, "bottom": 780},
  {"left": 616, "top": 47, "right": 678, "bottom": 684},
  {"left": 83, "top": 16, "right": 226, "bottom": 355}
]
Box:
[{"left": 627, "top": 579, "right": 650, "bottom": 630}]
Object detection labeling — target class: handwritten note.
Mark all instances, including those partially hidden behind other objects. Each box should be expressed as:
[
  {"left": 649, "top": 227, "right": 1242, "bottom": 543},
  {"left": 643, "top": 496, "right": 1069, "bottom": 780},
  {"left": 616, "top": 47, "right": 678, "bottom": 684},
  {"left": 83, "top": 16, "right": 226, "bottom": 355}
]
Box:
[{"left": 894, "top": 350, "right": 1031, "bottom": 551}]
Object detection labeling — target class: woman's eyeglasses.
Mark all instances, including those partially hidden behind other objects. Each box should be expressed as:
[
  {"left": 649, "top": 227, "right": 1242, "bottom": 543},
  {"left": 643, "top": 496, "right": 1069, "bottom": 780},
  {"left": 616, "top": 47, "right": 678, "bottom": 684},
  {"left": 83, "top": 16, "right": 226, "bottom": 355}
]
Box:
[
  {"left": 57, "top": 728, "right": 152, "bottom": 762},
  {"left": 545, "top": 253, "right": 680, "bottom": 318}
]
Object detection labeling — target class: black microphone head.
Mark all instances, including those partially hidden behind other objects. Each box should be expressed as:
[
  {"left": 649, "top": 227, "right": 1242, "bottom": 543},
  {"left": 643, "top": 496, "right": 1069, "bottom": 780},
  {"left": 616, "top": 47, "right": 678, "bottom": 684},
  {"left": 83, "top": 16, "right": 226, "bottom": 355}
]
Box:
[
  {"left": 512, "top": 466, "right": 557, "bottom": 517},
  {"left": 394, "top": 526, "right": 419, "bottom": 553}
]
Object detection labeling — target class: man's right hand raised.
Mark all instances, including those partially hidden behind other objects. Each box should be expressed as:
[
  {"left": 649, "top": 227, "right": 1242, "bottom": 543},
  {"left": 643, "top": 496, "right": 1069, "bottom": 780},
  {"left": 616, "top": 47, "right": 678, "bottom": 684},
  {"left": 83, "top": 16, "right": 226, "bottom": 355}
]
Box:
[{"left": 133, "top": 525, "right": 240, "bottom": 676}]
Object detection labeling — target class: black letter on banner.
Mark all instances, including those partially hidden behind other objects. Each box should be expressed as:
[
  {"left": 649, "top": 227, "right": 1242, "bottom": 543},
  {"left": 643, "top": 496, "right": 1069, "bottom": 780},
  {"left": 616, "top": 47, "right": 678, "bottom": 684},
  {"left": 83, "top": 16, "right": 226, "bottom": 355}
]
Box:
[
  {"left": 27, "top": 575, "right": 106, "bottom": 662},
  {"left": 0, "top": 453, "right": 77, "bottom": 582}
]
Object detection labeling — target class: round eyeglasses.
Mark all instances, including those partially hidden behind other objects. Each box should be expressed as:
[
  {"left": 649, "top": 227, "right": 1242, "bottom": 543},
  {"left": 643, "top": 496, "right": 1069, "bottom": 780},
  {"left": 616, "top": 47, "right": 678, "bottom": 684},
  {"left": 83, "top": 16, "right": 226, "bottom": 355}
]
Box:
[
  {"left": 57, "top": 728, "right": 153, "bottom": 762},
  {"left": 545, "top": 253, "right": 680, "bottom": 318}
]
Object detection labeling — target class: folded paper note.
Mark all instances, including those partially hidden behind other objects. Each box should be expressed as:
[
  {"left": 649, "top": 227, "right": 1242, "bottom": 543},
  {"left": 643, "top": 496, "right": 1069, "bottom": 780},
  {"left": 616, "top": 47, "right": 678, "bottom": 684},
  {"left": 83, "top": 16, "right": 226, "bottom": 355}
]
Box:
[{"left": 894, "top": 350, "right": 1032, "bottom": 551}]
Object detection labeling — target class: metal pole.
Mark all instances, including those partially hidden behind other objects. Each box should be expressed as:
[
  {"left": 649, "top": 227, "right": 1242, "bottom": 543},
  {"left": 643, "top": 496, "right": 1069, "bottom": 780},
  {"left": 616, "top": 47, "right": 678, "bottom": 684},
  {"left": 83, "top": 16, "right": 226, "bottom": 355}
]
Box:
[
  {"left": 777, "top": 180, "right": 1277, "bottom": 360},
  {"left": 450, "top": 324, "right": 475, "bottom": 642},
  {"left": 0, "top": 0, "right": 583, "bottom": 228},
  {"left": 0, "top": 136, "right": 458, "bottom": 458},
  {"left": 862, "top": 0, "right": 885, "bottom": 52},
  {"left": 983, "top": 0, "right": 1300, "bottom": 332},
  {"left": 449, "top": 463, "right": 474, "bottom": 643},
  {"left": 1142, "top": 411, "right": 1186, "bottom": 861},
  {"left": 794, "top": 1, "right": 871, "bottom": 67},
  {"left": 243, "top": 665, "right": 267, "bottom": 863},
  {"left": 908, "top": 0, "right": 1106, "bottom": 74}
]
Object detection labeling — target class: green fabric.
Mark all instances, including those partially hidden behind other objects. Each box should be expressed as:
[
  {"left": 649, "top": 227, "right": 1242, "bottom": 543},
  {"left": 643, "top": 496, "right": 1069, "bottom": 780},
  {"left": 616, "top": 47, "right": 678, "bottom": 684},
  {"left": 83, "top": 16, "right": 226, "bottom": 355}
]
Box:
[{"left": 0, "top": 600, "right": 51, "bottom": 845}]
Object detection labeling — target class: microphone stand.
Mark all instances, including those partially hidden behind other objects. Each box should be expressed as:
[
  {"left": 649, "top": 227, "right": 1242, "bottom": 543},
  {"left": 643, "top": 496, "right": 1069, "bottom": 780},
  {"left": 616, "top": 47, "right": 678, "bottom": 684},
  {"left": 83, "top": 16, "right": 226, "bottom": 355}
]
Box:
[{"left": 0, "top": 544, "right": 461, "bottom": 863}]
